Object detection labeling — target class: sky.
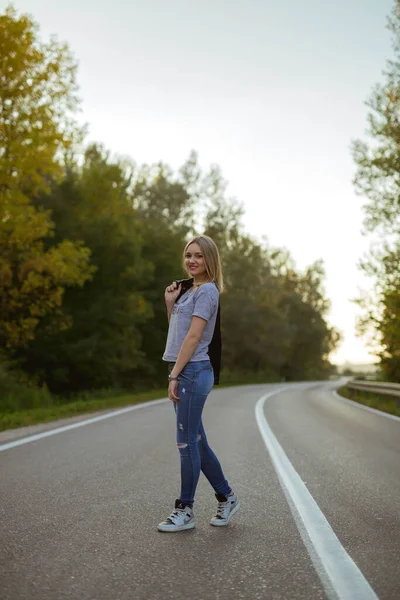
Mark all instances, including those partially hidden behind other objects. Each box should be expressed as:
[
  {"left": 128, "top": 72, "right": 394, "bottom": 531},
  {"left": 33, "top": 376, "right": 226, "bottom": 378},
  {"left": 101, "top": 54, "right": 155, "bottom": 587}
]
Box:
[{"left": 2, "top": 0, "right": 393, "bottom": 364}]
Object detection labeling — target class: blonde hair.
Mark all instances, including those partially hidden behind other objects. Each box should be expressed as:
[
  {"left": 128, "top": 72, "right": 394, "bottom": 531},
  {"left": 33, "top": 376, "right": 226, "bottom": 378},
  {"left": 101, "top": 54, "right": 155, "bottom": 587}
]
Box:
[{"left": 183, "top": 235, "right": 224, "bottom": 292}]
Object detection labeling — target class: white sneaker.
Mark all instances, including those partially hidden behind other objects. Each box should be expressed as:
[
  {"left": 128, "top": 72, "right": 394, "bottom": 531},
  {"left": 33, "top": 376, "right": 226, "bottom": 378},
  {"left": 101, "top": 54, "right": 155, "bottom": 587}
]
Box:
[
  {"left": 210, "top": 492, "right": 240, "bottom": 526},
  {"left": 158, "top": 500, "right": 195, "bottom": 532}
]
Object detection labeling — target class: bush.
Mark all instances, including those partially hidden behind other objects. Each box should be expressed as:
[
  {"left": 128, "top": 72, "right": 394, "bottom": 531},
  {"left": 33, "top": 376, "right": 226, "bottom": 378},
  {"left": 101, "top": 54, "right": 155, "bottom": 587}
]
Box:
[{"left": 0, "top": 353, "right": 53, "bottom": 413}]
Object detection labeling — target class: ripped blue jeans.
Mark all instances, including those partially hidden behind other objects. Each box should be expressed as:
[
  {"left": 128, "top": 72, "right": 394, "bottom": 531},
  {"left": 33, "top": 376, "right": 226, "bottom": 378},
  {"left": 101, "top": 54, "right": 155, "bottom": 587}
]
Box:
[{"left": 172, "top": 360, "right": 232, "bottom": 505}]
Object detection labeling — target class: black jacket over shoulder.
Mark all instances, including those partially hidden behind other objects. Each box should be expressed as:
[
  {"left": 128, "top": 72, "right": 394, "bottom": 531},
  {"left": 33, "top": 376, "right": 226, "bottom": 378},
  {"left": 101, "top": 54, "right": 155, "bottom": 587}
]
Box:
[{"left": 174, "top": 278, "right": 222, "bottom": 385}]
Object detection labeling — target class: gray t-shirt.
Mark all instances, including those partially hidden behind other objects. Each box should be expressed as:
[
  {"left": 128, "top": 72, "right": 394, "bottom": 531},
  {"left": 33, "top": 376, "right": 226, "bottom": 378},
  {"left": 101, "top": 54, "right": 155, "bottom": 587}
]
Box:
[{"left": 162, "top": 282, "right": 219, "bottom": 363}]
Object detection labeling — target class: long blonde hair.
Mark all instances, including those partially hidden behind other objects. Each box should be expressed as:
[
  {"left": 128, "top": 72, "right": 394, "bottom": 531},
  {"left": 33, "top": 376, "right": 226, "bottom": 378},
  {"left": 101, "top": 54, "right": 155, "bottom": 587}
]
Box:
[{"left": 183, "top": 235, "right": 224, "bottom": 292}]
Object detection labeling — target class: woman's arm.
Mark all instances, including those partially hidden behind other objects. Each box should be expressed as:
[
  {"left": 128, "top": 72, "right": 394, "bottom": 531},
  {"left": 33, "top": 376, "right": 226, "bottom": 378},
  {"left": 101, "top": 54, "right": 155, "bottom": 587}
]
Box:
[
  {"left": 166, "top": 304, "right": 173, "bottom": 323},
  {"left": 170, "top": 316, "right": 207, "bottom": 378}
]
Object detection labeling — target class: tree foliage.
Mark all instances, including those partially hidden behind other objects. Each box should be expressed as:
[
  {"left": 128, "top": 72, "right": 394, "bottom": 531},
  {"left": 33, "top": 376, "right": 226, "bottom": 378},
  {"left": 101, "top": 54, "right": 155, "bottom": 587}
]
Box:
[
  {"left": 0, "top": 6, "right": 93, "bottom": 352},
  {"left": 22, "top": 146, "right": 152, "bottom": 393},
  {"left": 0, "top": 5, "right": 81, "bottom": 195},
  {"left": 352, "top": 1, "right": 400, "bottom": 381}
]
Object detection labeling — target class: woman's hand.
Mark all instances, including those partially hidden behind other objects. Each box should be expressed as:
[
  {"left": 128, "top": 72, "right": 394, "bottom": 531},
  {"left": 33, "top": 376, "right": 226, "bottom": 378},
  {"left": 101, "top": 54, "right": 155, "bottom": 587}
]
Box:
[
  {"left": 168, "top": 379, "right": 179, "bottom": 403},
  {"left": 165, "top": 281, "right": 182, "bottom": 307}
]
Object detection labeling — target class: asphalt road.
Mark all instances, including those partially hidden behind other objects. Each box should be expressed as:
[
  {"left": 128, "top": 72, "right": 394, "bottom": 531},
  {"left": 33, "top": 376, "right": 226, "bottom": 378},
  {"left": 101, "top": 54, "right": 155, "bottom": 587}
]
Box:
[{"left": 1, "top": 382, "right": 399, "bottom": 600}]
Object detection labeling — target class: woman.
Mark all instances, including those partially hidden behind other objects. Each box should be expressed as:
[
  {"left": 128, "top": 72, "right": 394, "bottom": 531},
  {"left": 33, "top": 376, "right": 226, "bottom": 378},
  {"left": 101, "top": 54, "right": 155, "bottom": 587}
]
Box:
[{"left": 157, "top": 235, "right": 240, "bottom": 533}]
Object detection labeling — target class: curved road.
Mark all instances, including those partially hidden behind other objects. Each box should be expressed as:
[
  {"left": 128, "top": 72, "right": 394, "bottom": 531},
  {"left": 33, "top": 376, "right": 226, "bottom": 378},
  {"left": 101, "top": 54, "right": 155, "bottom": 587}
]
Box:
[{"left": 1, "top": 382, "right": 399, "bottom": 600}]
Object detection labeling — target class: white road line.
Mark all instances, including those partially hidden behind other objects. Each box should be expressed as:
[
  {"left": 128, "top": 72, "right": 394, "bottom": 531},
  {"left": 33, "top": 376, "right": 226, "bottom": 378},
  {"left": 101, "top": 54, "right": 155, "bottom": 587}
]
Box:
[
  {"left": 0, "top": 398, "right": 168, "bottom": 452},
  {"left": 255, "top": 388, "right": 378, "bottom": 600},
  {"left": 332, "top": 390, "right": 400, "bottom": 422}
]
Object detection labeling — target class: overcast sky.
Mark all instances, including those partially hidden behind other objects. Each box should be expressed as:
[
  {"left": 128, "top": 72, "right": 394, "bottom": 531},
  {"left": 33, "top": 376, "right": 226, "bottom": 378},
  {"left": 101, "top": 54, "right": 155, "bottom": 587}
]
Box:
[{"left": 3, "top": 0, "right": 393, "bottom": 364}]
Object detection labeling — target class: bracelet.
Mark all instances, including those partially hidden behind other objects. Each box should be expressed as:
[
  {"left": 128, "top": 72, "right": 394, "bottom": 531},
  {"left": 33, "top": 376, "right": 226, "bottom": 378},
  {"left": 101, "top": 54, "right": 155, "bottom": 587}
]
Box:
[{"left": 168, "top": 375, "right": 178, "bottom": 381}]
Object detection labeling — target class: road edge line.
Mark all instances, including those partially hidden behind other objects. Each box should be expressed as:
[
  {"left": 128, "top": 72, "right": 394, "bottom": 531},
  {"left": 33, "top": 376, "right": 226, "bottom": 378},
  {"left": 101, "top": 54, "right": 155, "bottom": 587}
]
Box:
[
  {"left": 332, "top": 390, "right": 400, "bottom": 422},
  {"left": 0, "top": 398, "right": 168, "bottom": 452},
  {"left": 255, "top": 388, "right": 378, "bottom": 600}
]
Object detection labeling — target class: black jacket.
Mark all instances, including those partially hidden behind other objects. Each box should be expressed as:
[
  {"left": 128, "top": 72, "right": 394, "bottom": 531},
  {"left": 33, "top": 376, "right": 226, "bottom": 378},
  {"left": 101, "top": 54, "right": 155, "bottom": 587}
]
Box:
[{"left": 174, "top": 278, "right": 222, "bottom": 385}]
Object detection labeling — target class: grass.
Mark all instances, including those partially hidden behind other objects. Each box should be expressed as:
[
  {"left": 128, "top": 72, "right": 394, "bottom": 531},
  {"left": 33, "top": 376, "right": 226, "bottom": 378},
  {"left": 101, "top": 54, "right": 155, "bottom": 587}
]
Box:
[
  {"left": 336, "top": 385, "right": 400, "bottom": 418},
  {"left": 0, "top": 388, "right": 168, "bottom": 432},
  {"left": 0, "top": 374, "right": 279, "bottom": 433}
]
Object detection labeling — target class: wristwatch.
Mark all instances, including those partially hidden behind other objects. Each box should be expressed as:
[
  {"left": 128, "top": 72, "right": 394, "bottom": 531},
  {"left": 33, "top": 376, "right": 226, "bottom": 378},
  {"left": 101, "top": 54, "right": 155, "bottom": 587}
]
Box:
[{"left": 168, "top": 374, "right": 178, "bottom": 381}]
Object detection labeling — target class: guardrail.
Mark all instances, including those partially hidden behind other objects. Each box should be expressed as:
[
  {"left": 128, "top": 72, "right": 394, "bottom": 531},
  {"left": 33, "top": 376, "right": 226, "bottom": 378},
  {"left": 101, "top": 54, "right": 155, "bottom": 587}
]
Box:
[{"left": 347, "top": 379, "right": 400, "bottom": 398}]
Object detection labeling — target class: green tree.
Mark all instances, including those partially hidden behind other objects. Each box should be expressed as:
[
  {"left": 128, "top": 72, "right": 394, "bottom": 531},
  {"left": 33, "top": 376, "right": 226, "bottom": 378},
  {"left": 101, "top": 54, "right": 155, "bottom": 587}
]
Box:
[
  {"left": 356, "top": 245, "right": 400, "bottom": 381},
  {"left": 220, "top": 237, "right": 289, "bottom": 377},
  {"left": 0, "top": 6, "right": 93, "bottom": 352},
  {"left": 130, "top": 158, "right": 196, "bottom": 383},
  {"left": 352, "top": 1, "right": 400, "bottom": 381},
  {"left": 0, "top": 5, "right": 81, "bottom": 195},
  {"left": 279, "top": 263, "right": 340, "bottom": 380},
  {"left": 22, "top": 146, "right": 152, "bottom": 393}
]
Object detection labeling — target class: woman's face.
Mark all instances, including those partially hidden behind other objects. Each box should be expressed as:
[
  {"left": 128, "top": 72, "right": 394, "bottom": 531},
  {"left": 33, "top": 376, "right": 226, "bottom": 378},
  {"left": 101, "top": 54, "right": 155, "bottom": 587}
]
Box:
[{"left": 185, "top": 242, "right": 207, "bottom": 280}]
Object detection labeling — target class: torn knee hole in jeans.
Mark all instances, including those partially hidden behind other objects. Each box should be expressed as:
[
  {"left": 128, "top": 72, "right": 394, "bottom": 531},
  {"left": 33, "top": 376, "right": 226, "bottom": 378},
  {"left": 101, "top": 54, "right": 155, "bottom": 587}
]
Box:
[{"left": 177, "top": 435, "right": 200, "bottom": 449}]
